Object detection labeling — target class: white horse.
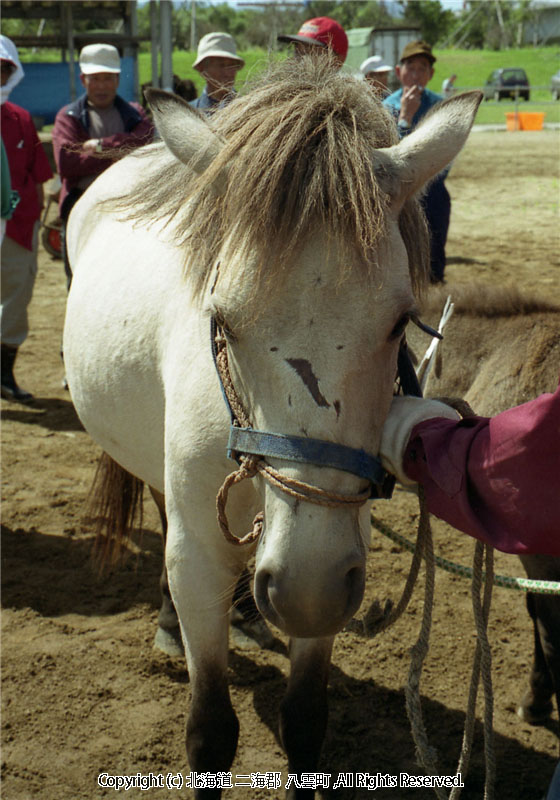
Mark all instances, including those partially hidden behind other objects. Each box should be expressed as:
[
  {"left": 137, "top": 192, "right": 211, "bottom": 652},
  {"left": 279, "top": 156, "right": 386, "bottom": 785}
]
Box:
[{"left": 64, "top": 59, "right": 481, "bottom": 797}]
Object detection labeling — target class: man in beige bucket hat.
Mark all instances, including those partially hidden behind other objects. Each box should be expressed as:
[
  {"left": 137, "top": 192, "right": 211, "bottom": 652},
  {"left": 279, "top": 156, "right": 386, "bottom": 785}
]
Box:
[{"left": 190, "top": 32, "right": 244, "bottom": 115}]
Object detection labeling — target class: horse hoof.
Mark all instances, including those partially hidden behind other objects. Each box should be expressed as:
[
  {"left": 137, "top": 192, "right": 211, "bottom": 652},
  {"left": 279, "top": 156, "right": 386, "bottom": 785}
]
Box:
[
  {"left": 517, "top": 690, "right": 553, "bottom": 725},
  {"left": 230, "top": 609, "right": 276, "bottom": 650},
  {"left": 153, "top": 626, "right": 184, "bottom": 657}
]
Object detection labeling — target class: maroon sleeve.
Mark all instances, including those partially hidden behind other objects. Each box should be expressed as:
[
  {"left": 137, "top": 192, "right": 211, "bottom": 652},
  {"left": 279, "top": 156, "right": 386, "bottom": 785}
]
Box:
[
  {"left": 98, "top": 104, "right": 154, "bottom": 151},
  {"left": 52, "top": 108, "right": 108, "bottom": 181},
  {"left": 53, "top": 105, "right": 154, "bottom": 181},
  {"left": 403, "top": 382, "right": 560, "bottom": 555}
]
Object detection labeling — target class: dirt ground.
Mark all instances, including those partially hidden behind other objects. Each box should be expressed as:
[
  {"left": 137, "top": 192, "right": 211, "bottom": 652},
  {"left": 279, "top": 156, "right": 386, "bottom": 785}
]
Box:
[{"left": 2, "top": 130, "right": 559, "bottom": 800}]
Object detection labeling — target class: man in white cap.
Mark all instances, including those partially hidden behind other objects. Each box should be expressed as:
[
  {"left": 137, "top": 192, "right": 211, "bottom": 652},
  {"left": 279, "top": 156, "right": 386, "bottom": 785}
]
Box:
[
  {"left": 53, "top": 43, "right": 154, "bottom": 286},
  {"left": 190, "top": 32, "right": 244, "bottom": 115},
  {"left": 360, "top": 55, "right": 391, "bottom": 98}
]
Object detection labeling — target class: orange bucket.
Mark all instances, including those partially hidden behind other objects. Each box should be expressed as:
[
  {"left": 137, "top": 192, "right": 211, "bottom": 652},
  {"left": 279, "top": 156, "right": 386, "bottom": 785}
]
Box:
[
  {"left": 505, "top": 112, "right": 545, "bottom": 131},
  {"left": 519, "top": 112, "right": 545, "bottom": 130},
  {"left": 505, "top": 112, "right": 521, "bottom": 131}
]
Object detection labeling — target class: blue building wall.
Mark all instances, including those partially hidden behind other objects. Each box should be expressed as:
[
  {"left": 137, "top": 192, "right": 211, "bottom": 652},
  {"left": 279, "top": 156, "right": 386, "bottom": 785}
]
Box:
[{"left": 9, "top": 57, "right": 136, "bottom": 124}]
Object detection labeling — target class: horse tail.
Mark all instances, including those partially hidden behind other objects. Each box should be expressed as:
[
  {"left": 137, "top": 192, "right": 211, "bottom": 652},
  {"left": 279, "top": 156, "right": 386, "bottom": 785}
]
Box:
[{"left": 88, "top": 452, "right": 145, "bottom": 570}]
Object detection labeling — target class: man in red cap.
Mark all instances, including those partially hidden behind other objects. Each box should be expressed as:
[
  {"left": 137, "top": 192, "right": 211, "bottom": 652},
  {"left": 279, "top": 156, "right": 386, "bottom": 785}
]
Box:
[{"left": 278, "top": 16, "right": 348, "bottom": 66}]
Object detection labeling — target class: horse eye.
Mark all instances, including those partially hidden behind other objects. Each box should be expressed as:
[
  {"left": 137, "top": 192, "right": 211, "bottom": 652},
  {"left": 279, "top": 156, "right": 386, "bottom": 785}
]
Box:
[
  {"left": 390, "top": 313, "right": 411, "bottom": 340},
  {"left": 214, "top": 311, "right": 236, "bottom": 342}
]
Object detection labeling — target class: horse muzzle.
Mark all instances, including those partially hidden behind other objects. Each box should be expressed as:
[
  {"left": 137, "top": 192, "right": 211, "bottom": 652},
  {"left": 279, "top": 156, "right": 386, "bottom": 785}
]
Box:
[{"left": 254, "top": 522, "right": 366, "bottom": 638}]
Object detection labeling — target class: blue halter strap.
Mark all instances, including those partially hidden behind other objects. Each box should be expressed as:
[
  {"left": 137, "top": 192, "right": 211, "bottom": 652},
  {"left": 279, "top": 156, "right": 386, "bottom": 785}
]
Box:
[
  {"left": 227, "top": 427, "right": 389, "bottom": 489},
  {"left": 210, "top": 316, "right": 413, "bottom": 500}
]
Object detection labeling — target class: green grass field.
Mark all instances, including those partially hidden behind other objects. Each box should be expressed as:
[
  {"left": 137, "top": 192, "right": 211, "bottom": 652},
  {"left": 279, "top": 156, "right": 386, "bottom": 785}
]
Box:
[
  {"left": 433, "top": 46, "right": 560, "bottom": 124},
  {"left": 139, "top": 47, "right": 271, "bottom": 91},
  {"left": 20, "top": 45, "right": 560, "bottom": 126},
  {"left": 138, "top": 46, "right": 560, "bottom": 124},
  {"left": 434, "top": 46, "right": 558, "bottom": 96}
]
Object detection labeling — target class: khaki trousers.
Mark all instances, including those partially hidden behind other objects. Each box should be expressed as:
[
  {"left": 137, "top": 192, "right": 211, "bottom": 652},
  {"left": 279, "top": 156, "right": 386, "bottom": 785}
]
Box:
[{"left": 0, "top": 222, "right": 39, "bottom": 347}]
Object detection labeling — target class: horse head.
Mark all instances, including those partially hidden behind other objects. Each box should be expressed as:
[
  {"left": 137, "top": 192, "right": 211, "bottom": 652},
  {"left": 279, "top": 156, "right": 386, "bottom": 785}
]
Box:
[{"left": 146, "top": 62, "right": 481, "bottom": 638}]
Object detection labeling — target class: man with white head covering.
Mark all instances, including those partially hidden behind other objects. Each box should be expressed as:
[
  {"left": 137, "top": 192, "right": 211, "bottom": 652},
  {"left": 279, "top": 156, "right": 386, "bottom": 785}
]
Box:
[
  {"left": 1, "top": 35, "right": 53, "bottom": 402},
  {"left": 190, "top": 32, "right": 244, "bottom": 115},
  {"left": 360, "top": 55, "right": 392, "bottom": 97},
  {"left": 52, "top": 43, "right": 154, "bottom": 286}
]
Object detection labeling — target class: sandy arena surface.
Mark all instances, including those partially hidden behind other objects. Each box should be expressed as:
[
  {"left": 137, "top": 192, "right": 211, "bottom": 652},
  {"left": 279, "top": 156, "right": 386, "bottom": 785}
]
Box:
[{"left": 2, "top": 129, "right": 559, "bottom": 799}]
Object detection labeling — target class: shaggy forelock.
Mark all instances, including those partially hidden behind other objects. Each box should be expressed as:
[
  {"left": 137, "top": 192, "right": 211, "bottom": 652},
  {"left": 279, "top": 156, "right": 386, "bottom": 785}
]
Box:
[{"left": 113, "top": 55, "right": 429, "bottom": 306}]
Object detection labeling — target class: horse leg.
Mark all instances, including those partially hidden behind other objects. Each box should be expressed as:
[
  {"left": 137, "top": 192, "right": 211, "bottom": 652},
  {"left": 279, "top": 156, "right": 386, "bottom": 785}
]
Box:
[
  {"left": 149, "top": 487, "right": 184, "bottom": 657},
  {"left": 150, "top": 487, "right": 273, "bottom": 654},
  {"left": 518, "top": 556, "right": 560, "bottom": 730},
  {"left": 186, "top": 659, "right": 239, "bottom": 800},
  {"left": 280, "top": 637, "right": 334, "bottom": 799},
  {"left": 518, "top": 593, "right": 558, "bottom": 726},
  {"left": 166, "top": 522, "right": 244, "bottom": 799}
]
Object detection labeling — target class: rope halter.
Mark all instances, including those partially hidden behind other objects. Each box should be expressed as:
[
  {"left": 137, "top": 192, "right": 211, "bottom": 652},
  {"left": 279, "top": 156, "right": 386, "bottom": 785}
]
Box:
[{"left": 211, "top": 320, "right": 388, "bottom": 545}]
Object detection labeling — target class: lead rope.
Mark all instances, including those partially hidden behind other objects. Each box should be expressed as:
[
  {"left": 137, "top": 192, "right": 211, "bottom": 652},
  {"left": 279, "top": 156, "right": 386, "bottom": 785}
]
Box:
[
  {"left": 408, "top": 399, "right": 495, "bottom": 800},
  {"left": 353, "top": 397, "right": 495, "bottom": 800},
  {"left": 216, "top": 326, "right": 496, "bottom": 797},
  {"left": 214, "top": 330, "right": 370, "bottom": 546}
]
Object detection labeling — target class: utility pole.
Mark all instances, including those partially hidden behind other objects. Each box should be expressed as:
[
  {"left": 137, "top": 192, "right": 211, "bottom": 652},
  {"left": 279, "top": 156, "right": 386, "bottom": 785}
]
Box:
[
  {"left": 494, "top": 0, "right": 508, "bottom": 49},
  {"left": 238, "top": 2, "right": 303, "bottom": 51},
  {"left": 64, "top": 2, "right": 76, "bottom": 101},
  {"left": 160, "top": 0, "right": 173, "bottom": 91},
  {"left": 150, "top": 0, "right": 159, "bottom": 87},
  {"left": 190, "top": 0, "right": 196, "bottom": 52}
]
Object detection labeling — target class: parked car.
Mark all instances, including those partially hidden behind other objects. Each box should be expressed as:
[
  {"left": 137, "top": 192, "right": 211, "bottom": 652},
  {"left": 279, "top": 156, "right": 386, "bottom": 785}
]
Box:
[
  {"left": 483, "top": 68, "right": 530, "bottom": 101},
  {"left": 551, "top": 69, "right": 560, "bottom": 101}
]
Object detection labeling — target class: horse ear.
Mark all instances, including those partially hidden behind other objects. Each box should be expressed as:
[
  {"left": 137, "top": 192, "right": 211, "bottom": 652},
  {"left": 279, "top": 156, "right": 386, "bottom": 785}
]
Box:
[
  {"left": 146, "top": 88, "right": 224, "bottom": 176},
  {"left": 374, "top": 91, "right": 483, "bottom": 210}
]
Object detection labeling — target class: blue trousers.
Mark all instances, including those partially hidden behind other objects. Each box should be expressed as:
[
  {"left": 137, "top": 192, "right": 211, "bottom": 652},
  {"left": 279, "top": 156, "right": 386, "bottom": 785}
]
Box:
[
  {"left": 546, "top": 761, "right": 560, "bottom": 800},
  {"left": 422, "top": 177, "right": 450, "bottom": 283}
]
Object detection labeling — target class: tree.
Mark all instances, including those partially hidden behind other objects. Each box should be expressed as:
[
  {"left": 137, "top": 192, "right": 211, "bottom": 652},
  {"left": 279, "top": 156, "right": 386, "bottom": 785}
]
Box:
[
  {"left": 445, "top": 0, "right": 542, "bottom": 50},
  {"left": 303, "top": 1, "right": 394, "bottom": 31},
  {"left": 398, "top": 0, "right": 456, "bottom": 45}
]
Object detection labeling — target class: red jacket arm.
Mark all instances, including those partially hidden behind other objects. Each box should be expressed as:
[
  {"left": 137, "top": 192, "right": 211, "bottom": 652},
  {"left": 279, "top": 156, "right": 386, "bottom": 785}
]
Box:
[
  {"left": 403, "top": 382, "right": 560, "bottom": 555},
  {"left": 98, "top": 107, "right": 154, "bottom": 151},
  {"left": 52, "top": 108, "right": 108, "bottom": 181},
  {"left": 53, "top": 105, "right": 154, "bottom": 181}
]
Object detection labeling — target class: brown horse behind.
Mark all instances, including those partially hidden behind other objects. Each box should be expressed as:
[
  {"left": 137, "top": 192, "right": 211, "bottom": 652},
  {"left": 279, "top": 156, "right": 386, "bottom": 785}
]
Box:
[{"left": 408, "top": 282, "right": 560, "bottom": 730}]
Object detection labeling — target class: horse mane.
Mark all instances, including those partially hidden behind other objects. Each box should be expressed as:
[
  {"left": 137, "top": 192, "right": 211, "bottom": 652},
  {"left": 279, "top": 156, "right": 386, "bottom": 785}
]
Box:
[
  {"left": 424, "top": 284, "right": 560, "bottom": 318},
  {"left": 112, "top": 56, "right": 430, "bottom": 309}
]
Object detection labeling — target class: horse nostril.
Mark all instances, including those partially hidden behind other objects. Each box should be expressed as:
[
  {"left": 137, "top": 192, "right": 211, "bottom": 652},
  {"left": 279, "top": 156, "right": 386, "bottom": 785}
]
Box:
[
  {"left": 345, "top": 565, "right": 362, "bottom": 587},
  {"left": 345, "top": 565, "right": 365, "bottom": 615},
  {"left": 255, "top": 569, "right": 274, "bottom": 619}
]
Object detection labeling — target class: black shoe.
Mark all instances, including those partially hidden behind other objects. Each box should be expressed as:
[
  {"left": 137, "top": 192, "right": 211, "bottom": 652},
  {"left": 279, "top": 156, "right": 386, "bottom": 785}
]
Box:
[
  {"left": 1, "top": 378, "right": 34, "bottom": 403},
  {"left": 1, "top": 344, "right": 34, "bottom": 403}
]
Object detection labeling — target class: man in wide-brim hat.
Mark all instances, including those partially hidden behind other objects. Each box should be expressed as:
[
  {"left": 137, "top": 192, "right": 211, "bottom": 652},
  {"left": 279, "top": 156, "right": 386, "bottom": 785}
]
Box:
[{"left": 190, "top": 32, "right": 244, "bottom": 114}]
